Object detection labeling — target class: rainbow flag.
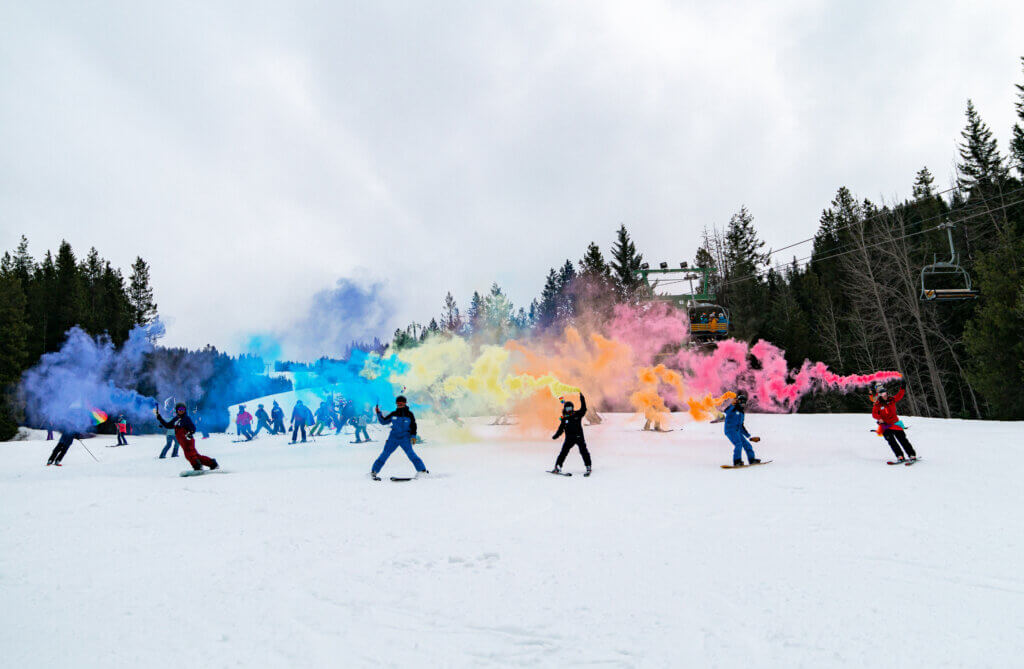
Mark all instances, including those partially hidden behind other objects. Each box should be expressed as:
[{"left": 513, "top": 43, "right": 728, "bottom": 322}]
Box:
[{"left": 91, "top": 409, "right": 108, "bottom": 425}]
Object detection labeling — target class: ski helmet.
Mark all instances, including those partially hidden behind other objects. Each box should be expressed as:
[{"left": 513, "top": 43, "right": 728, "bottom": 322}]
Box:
[
  {"left": 734, "top": 391, "right": 748, "bottom": 408},
  {"left": 396, "top": 395, "right": 408, "bottom": 405},
  {"left": 175, "top": 402, "right": 187, "bottom": 413},
  {"left": 562, "top": 402, "right": 575, "bottom": 415},
  {"left": 873, "top": 381, "right": 888, "bottom": 395}
]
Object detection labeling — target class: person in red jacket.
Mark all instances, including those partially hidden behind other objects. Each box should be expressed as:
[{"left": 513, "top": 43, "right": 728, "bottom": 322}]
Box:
[
  {"left": 155, "top": 403, "right": 218, "bottom": 471},
  {"left": 872, "top": 380, "right": 917, "bottom": 462}
]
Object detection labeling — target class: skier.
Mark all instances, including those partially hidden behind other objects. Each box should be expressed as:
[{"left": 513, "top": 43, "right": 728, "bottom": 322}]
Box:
[
  {"left": 235, "top": 405, "right": 255, "bottom": 441},
  {"left": 253, "top": 404, "right": 273, "bottom": 436},
  {"left": 155, "top": 404, "right": 218, "bottom": 472},
  {"left": 370, "top": 396, "right": 428, "bottom": 480},
  {"left": 311, "top": 401, "right": 333, "bottom": 436},
  {"left": 115, "top": 415, "right": 128, "bottom": 446},
  {"left": 550, "top": 393, "right": 592, "bottom": 476},
  {"left": 722, "top": 391, "right": 761, "bottom": 467},
  {"left": 353, "top": 407, "right": 371, "bottom": 443},
  {"left": 159, "top": 397, "right": 180, "bottom": 459},
  {"left": 872, "top": 380, "right": 917, "bottom": 463},
  {"left": 290, "top": 400, "right": 314, "bottom": 443},
  {"left": 47, "top": 431, "right": 95, "bottom": 466},
  {"left": 271, "top": 400, "right": 286, "bottom": 435}
]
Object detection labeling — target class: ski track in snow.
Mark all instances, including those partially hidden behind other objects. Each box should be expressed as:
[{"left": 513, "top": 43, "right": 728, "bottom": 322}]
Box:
[{"left": 1, "top": 414, "right": 1022, "bottom": 668}]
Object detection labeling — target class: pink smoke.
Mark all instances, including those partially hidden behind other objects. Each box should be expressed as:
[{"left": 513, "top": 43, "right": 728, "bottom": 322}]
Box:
[
  {"left": 606, "top": 302, "right": 689, "bottom": 366},
  {"left": 676, "top": 338, "right": 901, "bottom": 413}
]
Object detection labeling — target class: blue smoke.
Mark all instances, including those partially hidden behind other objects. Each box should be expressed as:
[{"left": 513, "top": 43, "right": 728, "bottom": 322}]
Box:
[{"left": 20, "top": 322, "right": 164, "bottom": 431}]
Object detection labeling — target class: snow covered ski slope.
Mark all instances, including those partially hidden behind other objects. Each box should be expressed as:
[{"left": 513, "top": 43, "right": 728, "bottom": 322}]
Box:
[{"left": 2, "top": 414, "right": 1022, "bottom": 667}]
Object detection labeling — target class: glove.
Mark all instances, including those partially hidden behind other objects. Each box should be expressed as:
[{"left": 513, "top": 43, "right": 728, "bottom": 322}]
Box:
[{"left": 750, "top": 436, "right": 761, "bottom": 443}]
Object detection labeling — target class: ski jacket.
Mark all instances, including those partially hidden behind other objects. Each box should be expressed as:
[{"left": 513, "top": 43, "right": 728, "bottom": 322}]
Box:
[
  {"left": 723, "top": 404, "right": 750, "bottom": 437},
  {"left": 271, "top": 405, "right": 284, "bottom": 420},
  {"left": 255, "top": 408, "right": 270, "bottom": 423},
  {"left": 116, "top": 420, "right": 127, "bottom": 434},
  {"left": 553, "top": 394, "right": 587, "bottom": 442},
  {"left": 872, "top": 388, "right": 906, "bottom": 429},
  {"left": 236, "top": 411, "right": 253, "bottom": 426},
  {"left": 315, "top": 406, "right": 334, "bottom": 422},
  {"left": 377, "top": 406, "right": 417, "bottom": 440},
  {"left": 292, "top": 404, "right": 314, "bottom": 424},
  {"left": 156, "top": 413, "right": 197, "bottom": 439}
]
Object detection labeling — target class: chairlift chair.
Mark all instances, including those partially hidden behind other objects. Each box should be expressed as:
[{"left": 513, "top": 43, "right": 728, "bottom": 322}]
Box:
[{"left": 920, "top": 222, "right": 979, "bottom": 302}]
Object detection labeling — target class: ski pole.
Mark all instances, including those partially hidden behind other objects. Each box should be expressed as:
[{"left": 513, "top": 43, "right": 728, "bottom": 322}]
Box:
[{"left": 76, "top": 438, "right": 100, "bottom": 463}]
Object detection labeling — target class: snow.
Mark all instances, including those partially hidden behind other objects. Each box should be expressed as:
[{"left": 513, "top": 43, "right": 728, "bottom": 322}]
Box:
[{"left": 2, "top": 413, "right": 1022, "bottom": 667}]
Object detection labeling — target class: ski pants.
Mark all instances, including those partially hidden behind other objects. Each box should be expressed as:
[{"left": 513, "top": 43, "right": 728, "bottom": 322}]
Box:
[
  {"left": 48, "top": 435, "right": 73, "bottom": 464},
  {"left": 272, "top": 417, "right": 286, "bottom": 434},
  {"left": 354, "top": 425, "right": 370, "bottom": 442},
  {"left": 292, "top": 420, "right": 307, "bottom": 442},
  {"left": 160, "top": 433, "right": 179, "bottom": 458},
  {"left": 371, "top": 437, "right": 426, "bottom": 473},
  {"left": 883, "top": 429, "right": 916, "bottom": 459},
  {"left": 238, "top": 424, "right": 255, "bottom": 440},
  {"left": 179, "top": 434, "right": 216, "bottom": 470},
  {"left": 311, "top": 421, "right": 329, "bottom": 436},
  {"left": 727, "top": 431, "right": 756, "bottom": 463},
  {"left": 116, "top": 432, "right": 128, "bottom": 446},
  {"left": 253, "top": 420, "right": 272, "bottom": 436},
  {"left": 555, "top": 437, "right": 591, "bottom": 468}
]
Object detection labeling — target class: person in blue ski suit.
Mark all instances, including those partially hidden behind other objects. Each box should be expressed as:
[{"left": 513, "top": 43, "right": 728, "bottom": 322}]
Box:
[
  {"left": 722, "top": 391, "right": 760, "bottom": 466},
  {"left": 290, "top": 400, "right": 314, "bottom": 443},
  {"left": 370, "top": 396, "right": 428, "bottom": 479},
  {"left": 253, "top": 404, "right": 273, "bottom": 436}
]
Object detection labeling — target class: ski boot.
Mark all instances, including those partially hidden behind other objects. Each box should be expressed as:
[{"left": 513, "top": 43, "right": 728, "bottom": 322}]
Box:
[
  {"left": 208, "top": 459, "right": 219, "bottom": 471},
  {"left": 733, "top": 459, "right": 744, "bottom": 467},
  {"left": 369, "top": 471, "right": 381, "bottom": 481},
  {"left": 584, "top": 466, "right": 592, "bottom": 477},
  {"left": 749, "top": 458, "right": 761, "bottom": 465}
]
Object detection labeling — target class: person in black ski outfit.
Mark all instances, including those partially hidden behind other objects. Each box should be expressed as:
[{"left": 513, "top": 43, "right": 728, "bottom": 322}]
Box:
[
  {"left": 551, "top": 393, "right": 591, "bottom": 475},
  {"left": 270, "top": 400, "right": 286, "bottom": 435},
  {"left": 47, "top": 431, "right": 95, "bottom": 466}
]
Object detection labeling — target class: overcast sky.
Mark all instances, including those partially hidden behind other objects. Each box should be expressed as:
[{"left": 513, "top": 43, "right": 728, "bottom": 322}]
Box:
[{"left": 2, "top": 1, "right": 1022, "bottom": 357}]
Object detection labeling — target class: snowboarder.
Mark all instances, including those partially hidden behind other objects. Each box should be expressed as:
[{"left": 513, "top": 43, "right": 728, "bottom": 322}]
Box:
[
  {"left": 155, "top": 404, "right": 218, "bottom": 472},
  {"left": 872, "top": 380, "right": 917, "bottom": 463},
  {"left": 271, "top": 400, "right": 286, "bottom": 435},
  {"left": 290, "top": 400, "right": 314, "bottom": 443},
  {"left": 47, "top": 431, "right": 95, "bottom": 466},
  {"left": 236, "top": 405, "right": 255, "bottom": 441},
  {"left": 370, "top": 396, "right": 428, "bottom": 480},
  {"left": 551, "top": 393, "right": 591, "bottom": 476},
  {"left": 722, "top": 391, "right": 760, "bottom": 467},
  {"left": 115, "top": 415, "right": 128, "bottom": 446},
  {"left": 253, "top": 404, "right": 273, "bottom": 436}
]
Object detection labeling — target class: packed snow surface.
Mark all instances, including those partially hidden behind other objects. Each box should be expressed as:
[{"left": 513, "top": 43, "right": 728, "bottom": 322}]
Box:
[{"left": 2, "top": 414, "right": 1022, "bottom": 668}]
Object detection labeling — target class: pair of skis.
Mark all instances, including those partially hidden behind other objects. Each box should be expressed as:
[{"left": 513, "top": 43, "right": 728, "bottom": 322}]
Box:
[{"left": 887, "top": 457, "right": 920, "bottom": 466}]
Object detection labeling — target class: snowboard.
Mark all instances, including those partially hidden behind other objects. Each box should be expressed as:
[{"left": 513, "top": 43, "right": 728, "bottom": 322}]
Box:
[
  {"left": 179, "top": 469, "right": 228, "bottom": 477},
  {"left": 548, "top": 469, "right": 572, "bottom": 477},
  {"left": 390, "top": 476, "right": 415, "bottom": 482},
  {"left": 641, "top": 429, "right": 675, "bottom": 433},
  {"left": 720, "top": 460, "right": 773, "bottom": 469}
]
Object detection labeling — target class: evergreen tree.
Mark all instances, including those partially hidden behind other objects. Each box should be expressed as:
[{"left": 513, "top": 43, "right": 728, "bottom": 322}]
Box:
[
  {"left": 128, "top": 257, "right": 158, "bottom": 325},
  {"left": 913, "top": 167, "right": 936, "bottom": 200},
  {"left": 467, "top": 291, "right": 485, "bottom": 334},
  {"left": 964, "top": 232, "right": 1024, "bottom": 418},
  {"left": 957, "top": 99, "right": 1007, "bottom": 194},
  {"left": 441, "top": 292, "right": 462, "bottom": 332},
  {"left": 556, "top": 260, "right": 577, "bottom": 321},
  {"left": 579, "top": 242, "right": 611, "bottom": 279},
  {"left": 536, "top": 268, "right": 561, "bottom": 329},
  {"left": 53, "top": 241, "right": 84, "bottom": 346},
  {"left": 721, "top": 206, "right": 769, "bottom": 340},
  {"left": 484, "top": 283, "right": 513, "bottom": 337},
  {"left": 609, "top": 224, "right": 644, "bottom": 300},
  {"left": 1011, "top": 57, "right": 1024, "bottom": 177},
  {"left": 0, "top": 271, "right": 29, "bottom": 439}
]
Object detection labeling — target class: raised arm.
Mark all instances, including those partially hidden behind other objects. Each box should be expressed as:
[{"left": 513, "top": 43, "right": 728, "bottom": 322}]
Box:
[{"left": 574, "top": 393, "right": 587, "bottom": 418}]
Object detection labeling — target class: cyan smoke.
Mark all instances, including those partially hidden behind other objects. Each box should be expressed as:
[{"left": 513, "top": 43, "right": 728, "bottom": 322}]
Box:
[{"left": 20, "top": 322, "right": 165, "bottom": 431}]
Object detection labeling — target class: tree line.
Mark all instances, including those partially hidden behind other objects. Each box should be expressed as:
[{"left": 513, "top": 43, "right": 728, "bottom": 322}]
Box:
[{"left": 397, "top": 58, "right": 1024, "bottom": 420}]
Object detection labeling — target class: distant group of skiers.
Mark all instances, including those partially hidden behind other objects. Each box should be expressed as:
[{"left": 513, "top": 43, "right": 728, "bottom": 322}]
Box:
[{"left": 233, "top": 397, "right": 375, "bottom": 445}]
